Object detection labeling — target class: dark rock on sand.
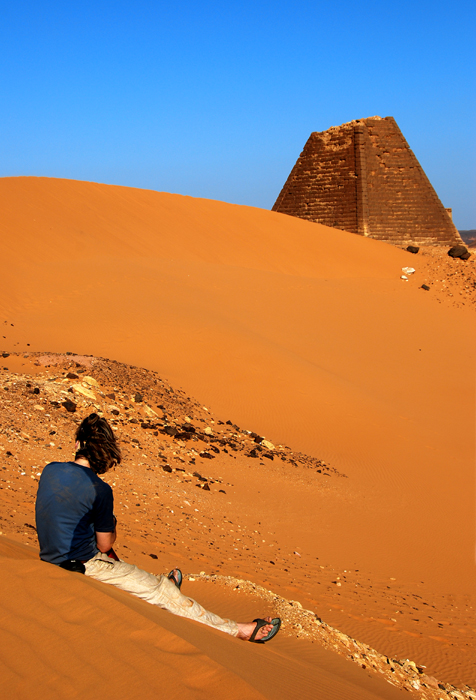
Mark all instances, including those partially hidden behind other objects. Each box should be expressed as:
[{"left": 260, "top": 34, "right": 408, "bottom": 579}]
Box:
[
  {"left": 448, "top": 245, "right": 469, "bottom": 259},
  {"left": 62, "top": 399, "right": 77, "bottom": 413}
]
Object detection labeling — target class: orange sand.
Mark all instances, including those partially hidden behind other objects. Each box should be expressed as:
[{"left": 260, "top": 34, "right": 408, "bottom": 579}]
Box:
[
  {"left": 0, "top": 176, "right": 475, "bottom": 697},
  {"left": 1, "top": 536, "right": 414, "bottom": 700}
]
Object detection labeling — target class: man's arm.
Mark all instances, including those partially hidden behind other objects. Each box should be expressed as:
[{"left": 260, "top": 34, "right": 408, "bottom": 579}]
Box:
[
  {"left": 96, "top": 529, "right": 116, "bottom": 552},
  {"left": 96, "top": 515, "right": 117, "bottom": 552}
]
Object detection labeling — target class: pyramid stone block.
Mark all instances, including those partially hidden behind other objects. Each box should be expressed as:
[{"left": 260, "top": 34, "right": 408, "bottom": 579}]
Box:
[{"left": 272, "top": 116, "right": 461, "bottom": 246}]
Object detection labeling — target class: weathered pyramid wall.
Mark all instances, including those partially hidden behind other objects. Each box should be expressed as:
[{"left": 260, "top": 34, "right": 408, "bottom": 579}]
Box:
[{"left": 272, "top": 116, "right": 461, "bottom": 246}]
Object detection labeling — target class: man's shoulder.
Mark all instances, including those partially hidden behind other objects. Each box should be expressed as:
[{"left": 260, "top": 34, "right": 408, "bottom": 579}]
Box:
[
  {"left": 40, "top": 462, "right": 112, "bottom": 497},
  {"left": 44, "top": 460, "right": 74, "bottom": 469},
  {"left": 93, "top": 475, "right": 112, "bottom": 493},
  {"left": 41, "top": 461, "right": 75, "bottom": 478},
  {"left": 41, "top": 462, "right": 96, "bottom": 487},
  {"left": 89, "top": 472, "right": 113, "bottom": 499}
]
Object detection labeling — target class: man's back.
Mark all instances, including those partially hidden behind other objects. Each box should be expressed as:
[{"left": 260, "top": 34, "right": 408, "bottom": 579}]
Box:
[{"left": 35, "top": 461, "right": 114, "bottom": 565}]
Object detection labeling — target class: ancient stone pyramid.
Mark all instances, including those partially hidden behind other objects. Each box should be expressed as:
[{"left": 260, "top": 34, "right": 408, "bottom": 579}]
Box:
[{"left": 272, "top": 116, "right": 461, "bottom": 246}]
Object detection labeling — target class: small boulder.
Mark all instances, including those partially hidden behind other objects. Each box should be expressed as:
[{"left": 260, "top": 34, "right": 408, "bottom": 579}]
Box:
[
  {"left": 448, "top": 245, "right": 469, "bottom": 259},
  {"left": 261, "top": 439, "right": 275, "bottom": 450},
  {"left": 62, "top": 399, "right": 77, "bottom": 413},
  {"left": 406, "top": 245, "right": 419, "bottom": 254}
]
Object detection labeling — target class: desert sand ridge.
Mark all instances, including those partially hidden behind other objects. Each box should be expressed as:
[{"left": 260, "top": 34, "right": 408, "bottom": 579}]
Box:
[
  {"left": 0, "top": 177, "right": 475, "bottom": 693},
  {"left": 190, "top": 573, "right": 476, "bottom": 699},
  {"left": 2, "top": 540, "right": 474, "bottom": 700},
  {"left": 1, "top": 538, "right": 420, "bottom": 700}
]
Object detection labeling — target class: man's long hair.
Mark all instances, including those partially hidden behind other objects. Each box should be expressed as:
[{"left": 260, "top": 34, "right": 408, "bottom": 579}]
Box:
[{"left": 75, "top": 413, "right": 121, "bottom": 474}]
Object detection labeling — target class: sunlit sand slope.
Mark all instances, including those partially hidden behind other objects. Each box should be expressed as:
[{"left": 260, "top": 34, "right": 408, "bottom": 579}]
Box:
[
  {"left": 0, "top": 537, "right": 411, "bottom": 700},
  {"left": 0, "top": 176, "right": 474, "bottom": 599}
]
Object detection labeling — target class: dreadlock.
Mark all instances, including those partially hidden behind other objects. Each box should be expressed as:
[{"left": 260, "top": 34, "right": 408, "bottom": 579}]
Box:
[{"left": 75, "top": 413, "right": 121, "bottom": 475}]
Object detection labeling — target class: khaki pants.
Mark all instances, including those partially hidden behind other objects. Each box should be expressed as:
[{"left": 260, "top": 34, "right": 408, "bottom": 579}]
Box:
[{"left": 85, "top": 553, "right": 239, "bottom": 637}]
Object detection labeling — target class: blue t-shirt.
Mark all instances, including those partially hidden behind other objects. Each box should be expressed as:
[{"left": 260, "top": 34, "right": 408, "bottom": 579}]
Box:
[{"left": 35, "top": 461, "right": 115, "bottom": 565}]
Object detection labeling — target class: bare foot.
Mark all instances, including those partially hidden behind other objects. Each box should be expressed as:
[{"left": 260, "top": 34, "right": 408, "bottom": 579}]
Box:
[{"left": 236, "top": 616, "right": 274, "bottom": 641}]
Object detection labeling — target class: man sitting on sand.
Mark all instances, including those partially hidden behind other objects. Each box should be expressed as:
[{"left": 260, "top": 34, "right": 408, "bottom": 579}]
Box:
[{"left": 35, "top": 413, "right": 281, "bottom": 644}]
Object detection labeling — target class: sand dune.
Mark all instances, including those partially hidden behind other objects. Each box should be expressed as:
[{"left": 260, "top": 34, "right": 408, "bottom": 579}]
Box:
[
  {"left": 1, "top": 537, "right": 412, "bottom": 700},
  {"left": 0, "top": 538, "right": 267, "bottom": 700},
  {"left": 0, "top": 176, "right": 475, "bottom": 694}
]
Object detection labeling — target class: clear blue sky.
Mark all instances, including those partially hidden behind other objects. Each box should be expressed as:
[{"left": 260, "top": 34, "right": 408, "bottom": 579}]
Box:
[{"left": 1, "top": 0, "right": 475, "bottom": 228}]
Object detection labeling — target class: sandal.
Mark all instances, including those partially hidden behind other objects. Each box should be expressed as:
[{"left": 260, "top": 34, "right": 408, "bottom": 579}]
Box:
[
  {"left": 249, "top": 618, "right": 281, "bottom": 644},
  {"left": 167, "top": 568, "right": 183, "bottom": 590}
]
